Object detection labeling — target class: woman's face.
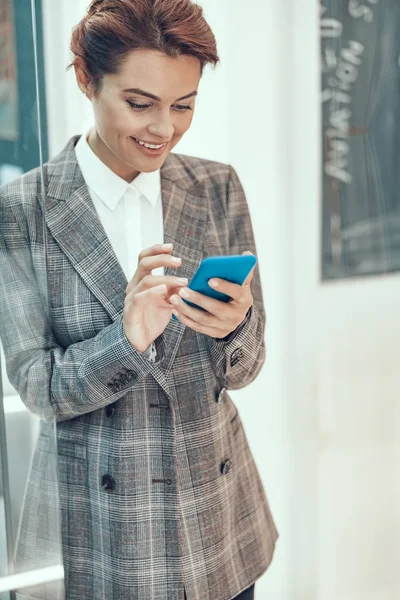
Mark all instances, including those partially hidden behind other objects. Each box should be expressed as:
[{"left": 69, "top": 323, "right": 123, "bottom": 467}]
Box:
[{"left": 76, "top": 49, "right": 202, "bottom": 182}]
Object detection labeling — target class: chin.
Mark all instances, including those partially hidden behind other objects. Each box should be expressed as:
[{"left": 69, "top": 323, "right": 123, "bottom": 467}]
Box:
[
  {"left": 139, "top": 151, "right": 171, "bottom": 165},
  {"left": 138, "top": 160, "right": 167, "bottom": 173}
]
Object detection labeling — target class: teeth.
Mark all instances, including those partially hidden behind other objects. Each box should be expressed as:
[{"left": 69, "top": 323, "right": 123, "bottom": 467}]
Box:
[{"left": 134, "top": 138, "right": 165, "bottom": 150}]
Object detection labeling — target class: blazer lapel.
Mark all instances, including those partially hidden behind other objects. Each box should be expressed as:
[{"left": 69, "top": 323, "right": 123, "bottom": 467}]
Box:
[
  {"left": 44, "top": 140, "right": 127, "bottom": 322},
  {"left": 159, "top": 172, "right": 208, "bottom": 371},
  {"left": 43, "top": 137, "right": 208, "bottom": 371}
]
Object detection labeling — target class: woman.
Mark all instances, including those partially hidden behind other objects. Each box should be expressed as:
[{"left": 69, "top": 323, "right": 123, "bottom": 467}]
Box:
[{"left": 0, "top": 1, "right": 279, "bottom": 599}]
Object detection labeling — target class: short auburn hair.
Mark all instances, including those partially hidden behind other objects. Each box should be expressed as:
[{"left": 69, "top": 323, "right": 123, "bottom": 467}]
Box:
[{"left": 69, "top": 0, "right": 220, "bottom": 93}]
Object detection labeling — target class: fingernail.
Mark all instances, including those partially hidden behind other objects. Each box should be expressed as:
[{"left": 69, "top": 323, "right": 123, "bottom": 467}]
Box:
[
  {"left": 171, "top": 257, "right": 182, "bottom": 265},
  {"left": 179, "top": 288, "right": 190, "bottom": 299},
  {"left": 170, "top": 295, "right": 180, "bottom": 305},
  {"left": 178, "top": 278, "right": 188, "bottom": 284},
  {"left": 162, "top": 243, "right": 173, "bottom": 249},
  {"left": 209, "top": 279, "right": 218, "bottom": 288},
  {"left": 172, "top": 310, "right": 179, "bottom": 318}
]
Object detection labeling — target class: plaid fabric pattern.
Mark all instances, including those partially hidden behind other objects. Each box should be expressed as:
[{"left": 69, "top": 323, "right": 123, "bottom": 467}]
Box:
[{"left": 0, "top": 136, "right": 279, "bottom": 600}]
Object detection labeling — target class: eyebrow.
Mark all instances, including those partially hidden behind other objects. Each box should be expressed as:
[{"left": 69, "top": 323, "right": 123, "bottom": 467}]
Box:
[{"left": 123, "top": 88, "right": 198, "bottom": 102}]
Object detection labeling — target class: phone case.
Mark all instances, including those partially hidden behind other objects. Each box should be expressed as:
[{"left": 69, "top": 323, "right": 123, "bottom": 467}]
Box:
[{"left": 172, "top": 254, "right": 257, "bottom": 319}]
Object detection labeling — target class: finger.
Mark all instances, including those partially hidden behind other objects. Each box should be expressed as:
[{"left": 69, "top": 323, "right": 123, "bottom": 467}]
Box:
[
  {"left": 242, "top": 251, "right": 256, "bottom": 285},
  {"left": 138, "top": 253, "right": 182, "bottom": 275},
  {"left": 243, "top": 266, "right": 255, "bottom": 286},
  {"left": 136, "top": 275, "right": 189, "bottom": 292},
  {"left": 128, "top": 253, "right": 182, "bottom": 291},
  {"left": 170, "top": 292, "right": 235, "bottom": 328},
  {"left": 174, "top": 286, "right": 237, "bottom": 316},
  {"left": 137, "top": 243, "right": 174, "bottom": 263},
  {"left": 151, "top": 283, "right": 170, "bottom": 300},
  {"left": 134, "top": 283, "right": 170, "bottom": 305},
  {"left": 171, "top": 308, "right": 224, "bottom": 337},
  {"left": 207, "top": 278, "right": 250, "bottom": 302}
]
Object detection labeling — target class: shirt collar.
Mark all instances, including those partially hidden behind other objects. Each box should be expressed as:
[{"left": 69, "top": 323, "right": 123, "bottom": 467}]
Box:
[{"left": 75, "top": 129, "right": 161, "bottom": 211}]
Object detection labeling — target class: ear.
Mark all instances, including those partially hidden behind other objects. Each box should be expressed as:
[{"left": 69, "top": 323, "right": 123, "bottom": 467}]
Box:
[{"left": 74, "top": 61, "right": 93, "bottom": 99}]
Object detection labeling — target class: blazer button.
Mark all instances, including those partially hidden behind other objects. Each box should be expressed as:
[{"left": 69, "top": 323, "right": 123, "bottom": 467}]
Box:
[
  {"left": 216, "top": 387, "right": 226, "bottom": 404},
  {"left": 230, "top": 348, "right": 243, "bottom": 367},
  {"left": 101, "top": 474, "right": 115, "bottom": 492},
  {"left": 106, "top": 404, "right": 115, "bottom": 418},
  {"left": 126, "top": 370, "right": 137, "bottom": 381},
  {"left": 221, "top": 459, "right": 232, "bottom": 475}
]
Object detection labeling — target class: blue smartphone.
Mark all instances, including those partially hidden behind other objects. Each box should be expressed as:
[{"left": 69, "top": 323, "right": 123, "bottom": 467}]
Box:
[{"left": 172, "top": 254, "right": 257, "bottom": 319}]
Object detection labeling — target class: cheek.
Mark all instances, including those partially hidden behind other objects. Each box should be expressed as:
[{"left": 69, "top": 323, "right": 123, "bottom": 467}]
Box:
[
  {"left": 175, "top": 114, "right": 194, "bottom": 137},
  {"left": 97, "top": 101, "right": 131, "bottom": 130}
]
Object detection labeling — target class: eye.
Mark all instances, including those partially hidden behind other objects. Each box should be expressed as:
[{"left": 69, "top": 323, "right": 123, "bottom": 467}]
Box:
[
  {"left": 127, "top": 101, "right": 151, "bottom": 110},
  {"left": 126, "top": 100, "right": 193, "bottom": 112},
  {"left": 173, "top": 104, "right": 193, "bottom": 111}
]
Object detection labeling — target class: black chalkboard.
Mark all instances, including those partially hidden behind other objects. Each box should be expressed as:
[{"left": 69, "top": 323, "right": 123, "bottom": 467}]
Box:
[{"left": 321, "top": 0, "right": 400, "bottom": 279}]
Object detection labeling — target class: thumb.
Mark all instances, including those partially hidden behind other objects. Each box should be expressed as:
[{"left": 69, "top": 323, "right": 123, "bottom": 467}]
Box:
[{"left": 242, "top": 251, "right": 255, "bottom": 285}]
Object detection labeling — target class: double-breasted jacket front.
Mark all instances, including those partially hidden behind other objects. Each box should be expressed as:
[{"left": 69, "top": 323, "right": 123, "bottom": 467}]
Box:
[{"left": 0, "top": 136, "right": 279, "bottom": 600}]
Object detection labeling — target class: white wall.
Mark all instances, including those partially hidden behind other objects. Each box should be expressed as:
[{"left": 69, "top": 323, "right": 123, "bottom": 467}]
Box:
[
  {"left": 37, "top": 1, "right": 400, "bottom": 599},
  {"left": 288, "top": 2, "right": 400, "bottom": 600},
  {"left": 41, "top": 0, "right": 93, "bottom": 157},
  {"left": 216, "top": 1, "right": 293, "bottom": 597}
]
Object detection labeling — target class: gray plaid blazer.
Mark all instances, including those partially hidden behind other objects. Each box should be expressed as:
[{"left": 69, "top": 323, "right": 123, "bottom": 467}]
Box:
[{"left": 0, "top": 136, "right": 279, "bottom": 600}]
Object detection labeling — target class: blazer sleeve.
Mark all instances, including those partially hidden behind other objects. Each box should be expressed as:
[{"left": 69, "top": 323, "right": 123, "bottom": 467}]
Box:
[
  {"left": 208, "top": 165, "right": 266, "bottom": 390},
  {"left": 0, "top": 197, "right": 166, "bottom": 423}
]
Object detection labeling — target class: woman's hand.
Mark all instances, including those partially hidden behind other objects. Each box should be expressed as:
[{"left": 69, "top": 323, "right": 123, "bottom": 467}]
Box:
[
  {"left": 123, "top": 244, "right": 187, "bottom": 352},
  {"left": 169, "top": 252, "right": 255, "bottom": 339}
]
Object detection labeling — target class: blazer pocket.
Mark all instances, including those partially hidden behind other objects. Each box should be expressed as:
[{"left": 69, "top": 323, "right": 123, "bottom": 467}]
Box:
[
  {"left": 57, "top": 439, "right": 87, "bottom": 461},
  {"left": 56, "top": 441, "right": 87, "bottom": 489}
]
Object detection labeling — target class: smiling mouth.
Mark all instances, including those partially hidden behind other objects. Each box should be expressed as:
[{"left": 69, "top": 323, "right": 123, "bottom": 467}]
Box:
[{"left": 131, "top": 137, "right": 169, "bottom": 149}]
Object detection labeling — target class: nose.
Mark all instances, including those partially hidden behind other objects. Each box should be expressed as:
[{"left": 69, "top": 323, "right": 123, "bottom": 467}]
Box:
[{"left": 147, "top": 110, "right": 175, "bottom": 141}]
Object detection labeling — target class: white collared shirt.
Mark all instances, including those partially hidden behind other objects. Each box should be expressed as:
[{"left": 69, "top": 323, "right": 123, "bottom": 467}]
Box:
[{"left": 75, "top": 130, "right": 164, "bottom": 361}]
